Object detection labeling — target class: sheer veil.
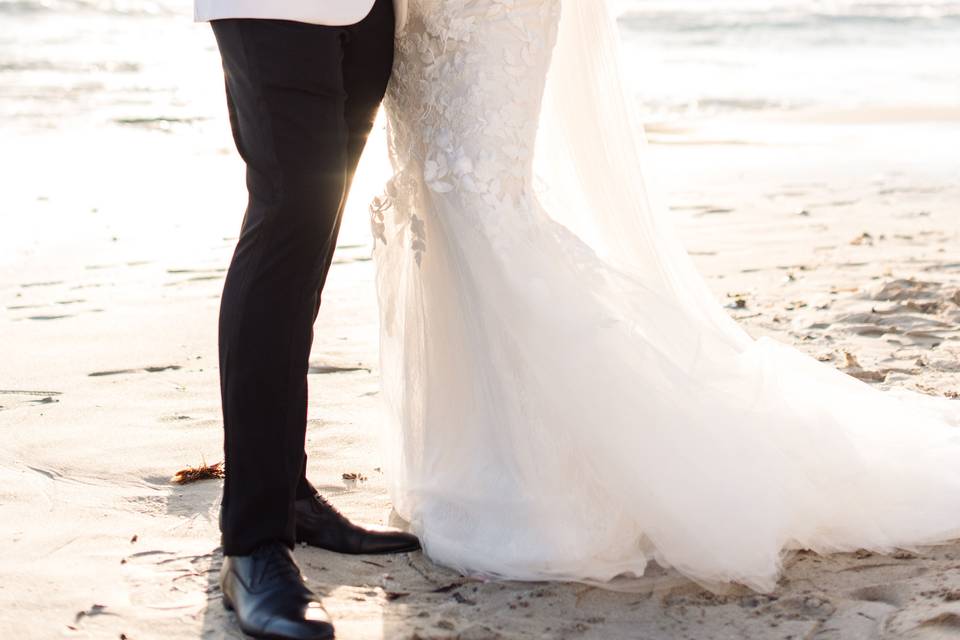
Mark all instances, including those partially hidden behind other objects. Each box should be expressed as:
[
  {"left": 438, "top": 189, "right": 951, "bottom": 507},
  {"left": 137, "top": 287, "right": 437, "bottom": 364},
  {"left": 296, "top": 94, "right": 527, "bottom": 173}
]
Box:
[
  {"left": 537, "top": 0, "right": 750, "bottom": 350},
  {"left": 531, "top": 0, "right": 960, "bottom": 589}
]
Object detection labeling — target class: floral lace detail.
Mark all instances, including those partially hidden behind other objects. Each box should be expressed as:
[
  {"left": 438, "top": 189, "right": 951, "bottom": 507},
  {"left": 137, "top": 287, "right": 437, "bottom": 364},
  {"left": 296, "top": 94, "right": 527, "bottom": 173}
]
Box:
[
  {"left": 370, "top": 0, "right": 561, "bottom": 266},
  {"left": 369, "top": 166, "right": 426, "bottom": 265}
]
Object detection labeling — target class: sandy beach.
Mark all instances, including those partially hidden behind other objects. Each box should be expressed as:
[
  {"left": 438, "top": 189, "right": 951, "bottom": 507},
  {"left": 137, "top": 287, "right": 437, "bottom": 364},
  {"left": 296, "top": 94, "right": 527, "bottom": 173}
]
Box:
[
  {"left": 3, "top": 2, "right": 960, "bottom": 638},
  {"left": 3, "top": 108, "right": 959, "bottom": 639}
]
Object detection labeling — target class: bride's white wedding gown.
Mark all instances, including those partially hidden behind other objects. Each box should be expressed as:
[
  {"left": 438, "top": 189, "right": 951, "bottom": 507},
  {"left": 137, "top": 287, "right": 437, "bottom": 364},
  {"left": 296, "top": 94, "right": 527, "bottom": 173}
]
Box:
[{"left": 369, "top": 0, "right": 960, "bottom": 591}]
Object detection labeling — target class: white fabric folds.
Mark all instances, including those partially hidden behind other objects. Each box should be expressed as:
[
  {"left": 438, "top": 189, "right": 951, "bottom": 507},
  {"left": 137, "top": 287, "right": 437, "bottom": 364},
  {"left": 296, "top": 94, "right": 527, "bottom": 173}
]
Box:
[{"left": 371, "top": 0, "right": 960, "bottom": 592}]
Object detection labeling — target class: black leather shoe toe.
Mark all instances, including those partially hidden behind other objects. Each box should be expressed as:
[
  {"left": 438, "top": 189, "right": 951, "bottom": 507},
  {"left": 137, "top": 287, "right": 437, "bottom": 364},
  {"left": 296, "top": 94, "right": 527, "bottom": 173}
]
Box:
[
  {"left": 295, "top": 492, "right": 421, "bottom": 555},
  {"left": 221, "top": 541, "right": 334, "bottom": 640}
]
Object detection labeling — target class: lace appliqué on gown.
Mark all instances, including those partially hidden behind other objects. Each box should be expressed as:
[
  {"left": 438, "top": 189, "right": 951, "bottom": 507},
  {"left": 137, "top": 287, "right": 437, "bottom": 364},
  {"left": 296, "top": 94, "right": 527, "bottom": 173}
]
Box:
[{"left": 371, "top": 0, "right": 561, "bottom": 266}]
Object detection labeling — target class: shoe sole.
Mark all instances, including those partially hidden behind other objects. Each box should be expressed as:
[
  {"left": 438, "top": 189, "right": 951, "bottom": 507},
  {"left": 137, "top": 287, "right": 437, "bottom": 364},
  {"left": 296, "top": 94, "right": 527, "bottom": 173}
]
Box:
[{"left": 222, "top": 593, "right": 335, "bottom": 640}]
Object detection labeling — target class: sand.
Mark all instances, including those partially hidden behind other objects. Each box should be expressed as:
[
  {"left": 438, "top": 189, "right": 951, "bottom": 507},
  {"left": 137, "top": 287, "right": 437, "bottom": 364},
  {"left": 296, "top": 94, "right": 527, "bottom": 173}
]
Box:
[{"left": 2, "top": 56, "right": 960, "bottom": 640}]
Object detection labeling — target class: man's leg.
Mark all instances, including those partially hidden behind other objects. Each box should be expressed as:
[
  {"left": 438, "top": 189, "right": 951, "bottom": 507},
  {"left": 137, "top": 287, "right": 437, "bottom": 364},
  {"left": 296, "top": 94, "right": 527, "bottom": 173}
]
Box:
[
  {"left": 213, "top": 17, "right": 353, "bottom": 556},
  {"left": 211, "top": 10, "right": 409, "bottom": 639},
  {"left": 295, "top": 0, "right": 396, "bottom": 500},
  {"left": 282, "top": 0, "right": 418, "bottom": 556}
]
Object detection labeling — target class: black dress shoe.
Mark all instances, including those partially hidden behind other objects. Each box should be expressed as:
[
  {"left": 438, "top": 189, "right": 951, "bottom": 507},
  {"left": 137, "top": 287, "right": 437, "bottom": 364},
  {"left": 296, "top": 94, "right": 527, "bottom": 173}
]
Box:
[
  {"left": 221, "top": 541, "right": 335, "bottom": 640},
  {"left": 294, "top": 492, "right": 421, "bottom": 555}
]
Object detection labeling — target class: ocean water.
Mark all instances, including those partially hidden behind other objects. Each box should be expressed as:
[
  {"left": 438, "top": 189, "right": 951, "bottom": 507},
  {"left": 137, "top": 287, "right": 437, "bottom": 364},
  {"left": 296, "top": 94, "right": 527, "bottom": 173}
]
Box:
[
  {"left": 0, "top": 0, "right": 958, "bottom": 130},
  {"left": 614, "top": 0, "right": 960, "bottom": 118}
]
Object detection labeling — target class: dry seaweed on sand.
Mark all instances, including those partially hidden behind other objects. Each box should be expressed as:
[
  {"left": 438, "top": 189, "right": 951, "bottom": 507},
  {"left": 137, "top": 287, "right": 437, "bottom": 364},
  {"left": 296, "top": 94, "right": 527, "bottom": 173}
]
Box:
[{"left": 171, "top": 459, "right": 224, "bottom": 484}]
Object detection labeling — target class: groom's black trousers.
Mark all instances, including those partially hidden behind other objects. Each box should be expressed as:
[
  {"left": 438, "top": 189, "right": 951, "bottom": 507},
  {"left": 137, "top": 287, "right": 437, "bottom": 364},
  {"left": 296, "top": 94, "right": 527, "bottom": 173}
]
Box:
[{"left": 210, "top": 0, "right": 394, "bottom": 556}]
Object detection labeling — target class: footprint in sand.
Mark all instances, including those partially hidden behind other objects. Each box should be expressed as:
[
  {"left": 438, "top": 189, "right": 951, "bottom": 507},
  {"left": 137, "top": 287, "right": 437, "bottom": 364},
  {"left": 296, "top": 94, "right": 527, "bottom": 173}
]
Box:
[
  {"left": 163, "top": 269, "right": 226, "bottom": 286},
  {"left": 9, "top": 298, "right": 95, "bottom": 321},
  {"left": 0, "top": 389, "right": 63, "bottom": 411},
  {"left": 848, "top": 584, "right": 908, "bottom": 607},
  {"left": 694, "top": 207, "right": 735, "bottom": 217},
  {"left": 166, "top": 268, "right": 227, "bottom": 274},
  {"left": 309, "top": 363, "right": 371, "bottom": 375},
  {"left": 804, "top": 278, "right": 960, "bottom": 345},
  {"left": 88, "top": 365, "right": 182, "bottom": 377},
  {"left": 332, "top": 255, "right": 373, "bottom": 265},
  {"left": 160, "top": 414, "right": 193, "bottom": 423},
  {"left": 164, "top": 276, "right": 223, "bottom": 286}
]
